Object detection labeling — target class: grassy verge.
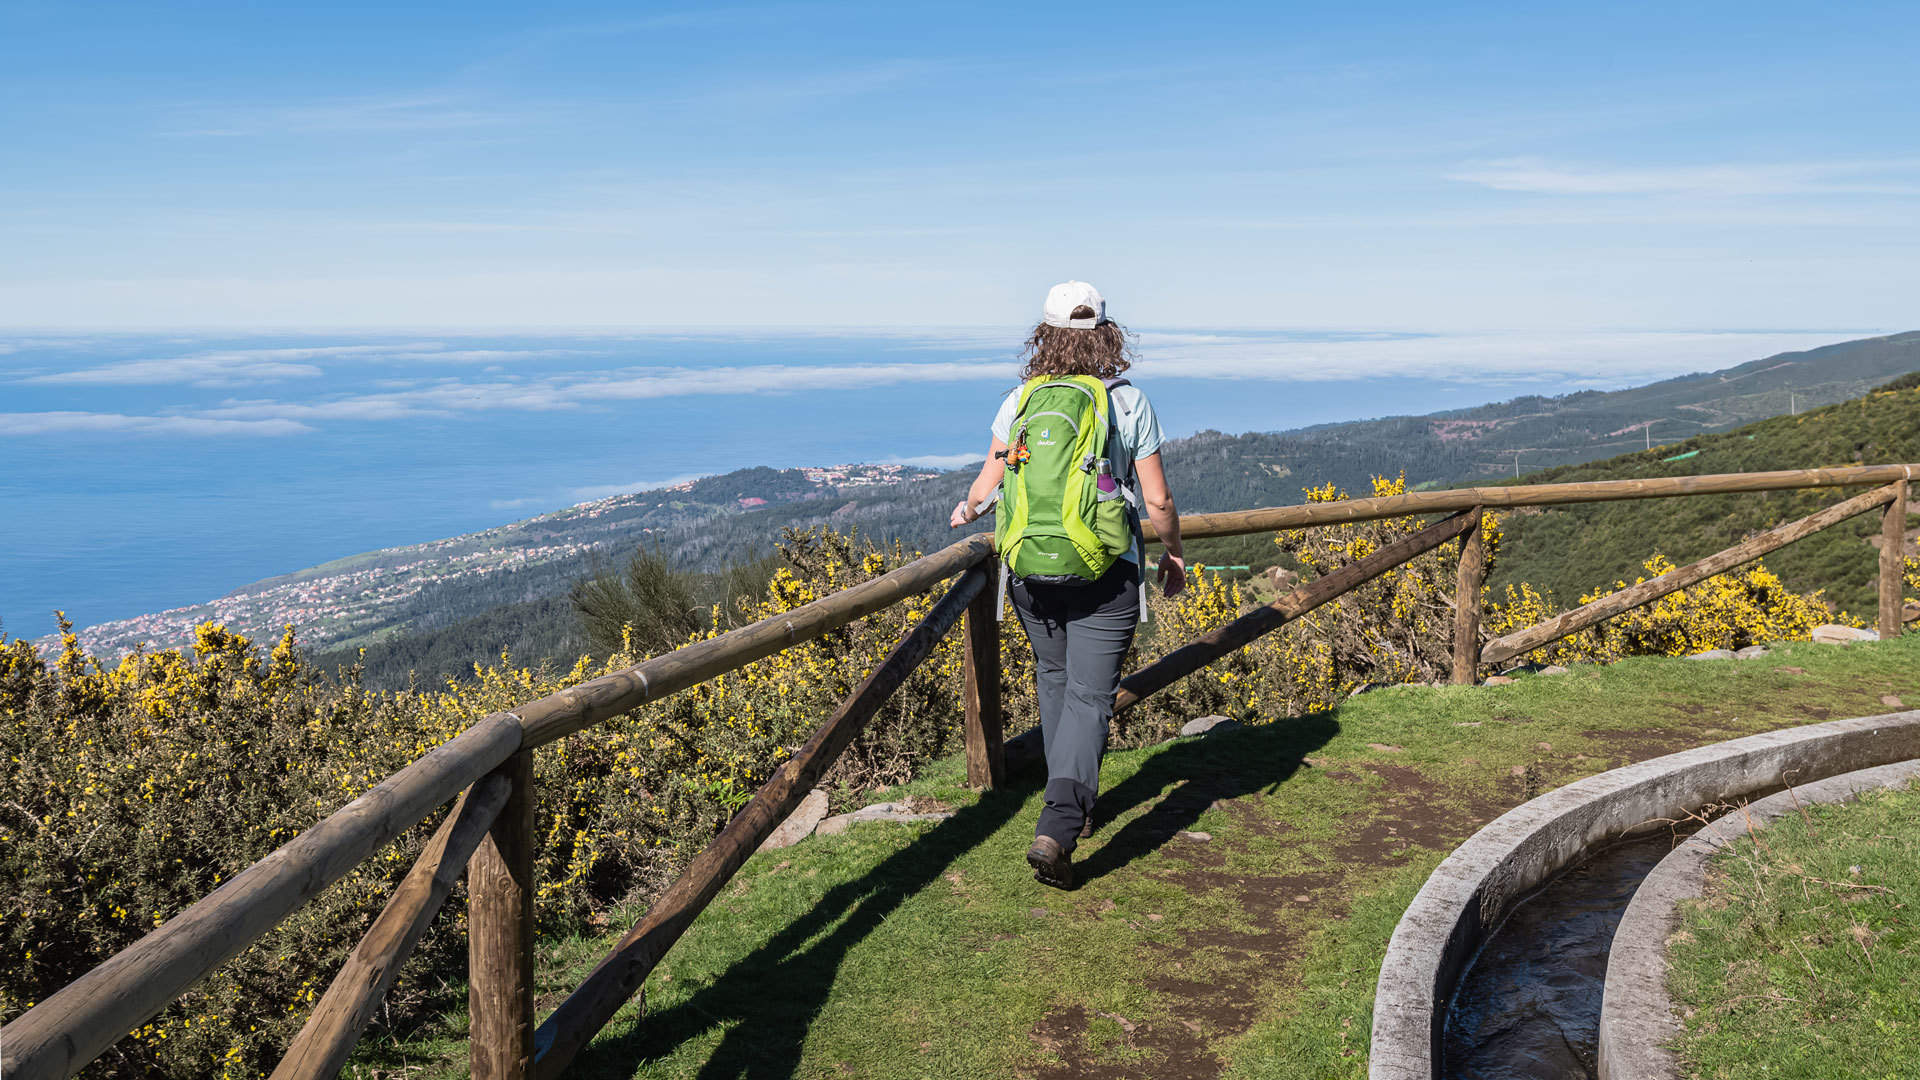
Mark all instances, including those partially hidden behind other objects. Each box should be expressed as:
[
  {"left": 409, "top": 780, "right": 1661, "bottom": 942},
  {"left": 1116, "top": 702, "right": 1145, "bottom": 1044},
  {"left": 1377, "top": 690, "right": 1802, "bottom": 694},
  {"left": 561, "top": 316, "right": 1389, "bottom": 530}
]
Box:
[
  {"left": 359, "top": 635, "right": 1919, "bottom": 1079},
  {"left": 1667, "top": 782, "right": 1920, "bottom": 1080}
]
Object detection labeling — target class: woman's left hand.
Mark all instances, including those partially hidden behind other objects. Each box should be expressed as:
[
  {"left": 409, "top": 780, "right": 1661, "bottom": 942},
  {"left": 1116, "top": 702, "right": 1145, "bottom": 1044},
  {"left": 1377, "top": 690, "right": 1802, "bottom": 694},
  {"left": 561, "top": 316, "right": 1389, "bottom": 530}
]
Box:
[
  {"left": 1157, "top": 552, "right": 1186, "bottom": 598},
  {"left": 949, "top": 500, "right": 975, "bottom": 529}
]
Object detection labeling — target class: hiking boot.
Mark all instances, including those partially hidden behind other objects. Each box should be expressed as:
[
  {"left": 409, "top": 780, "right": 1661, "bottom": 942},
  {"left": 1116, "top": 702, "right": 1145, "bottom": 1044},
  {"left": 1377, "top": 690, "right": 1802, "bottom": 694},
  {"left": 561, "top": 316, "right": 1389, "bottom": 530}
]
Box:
[
  {"left": 1079, "top": 817, "right": 1094, "bottom": 839},
  {"left": 1027, "top": 834, "right": 1073, "bottom": 890}
]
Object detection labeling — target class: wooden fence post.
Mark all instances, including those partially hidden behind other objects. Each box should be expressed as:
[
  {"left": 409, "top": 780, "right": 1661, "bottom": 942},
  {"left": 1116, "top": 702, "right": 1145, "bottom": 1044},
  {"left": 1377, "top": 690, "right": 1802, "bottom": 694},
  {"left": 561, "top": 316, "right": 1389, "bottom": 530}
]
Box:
[
  {"left": 963, "top": 558, "right": 1005, "bottom": 789},
  {"left": 1451, "top": 507, "right": 1486, "bottom": 684},
  {"left": 1883, "top": 478, "right": 1910, "bottom": 640},
  {"left": 470, "top": 751, "right": 535, "bottom": 1080}
]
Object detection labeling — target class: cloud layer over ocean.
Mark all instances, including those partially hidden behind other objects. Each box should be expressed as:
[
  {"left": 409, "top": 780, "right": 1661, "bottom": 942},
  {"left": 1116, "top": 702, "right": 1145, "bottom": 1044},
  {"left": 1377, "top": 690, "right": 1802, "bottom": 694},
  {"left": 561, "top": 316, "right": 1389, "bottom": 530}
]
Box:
[{"left": 1, "top": 327, "right": 1874, "bottom": 439}]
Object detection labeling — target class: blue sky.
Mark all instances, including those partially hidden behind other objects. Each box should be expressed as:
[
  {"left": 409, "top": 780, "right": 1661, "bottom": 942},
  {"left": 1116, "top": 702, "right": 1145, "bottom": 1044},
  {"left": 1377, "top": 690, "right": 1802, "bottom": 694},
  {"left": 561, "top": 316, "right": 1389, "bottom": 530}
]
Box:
[
  {"left": 2, "top": 2, "right": 1918, "bottom": 635},
  {"left": 2, "top": 1, "right": 1916, "bottom": 329}
]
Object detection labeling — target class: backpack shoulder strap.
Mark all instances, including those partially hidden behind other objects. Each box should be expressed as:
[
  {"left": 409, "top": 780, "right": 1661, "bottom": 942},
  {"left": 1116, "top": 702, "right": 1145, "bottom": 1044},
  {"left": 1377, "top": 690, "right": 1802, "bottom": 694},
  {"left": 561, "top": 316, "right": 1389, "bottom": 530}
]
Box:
[
  {"left": 1104, "top": 377, "right": 1135, "bottom": 419},
  {"left": 1012, "top": 377, "right": 1045, "bottom": 417}
]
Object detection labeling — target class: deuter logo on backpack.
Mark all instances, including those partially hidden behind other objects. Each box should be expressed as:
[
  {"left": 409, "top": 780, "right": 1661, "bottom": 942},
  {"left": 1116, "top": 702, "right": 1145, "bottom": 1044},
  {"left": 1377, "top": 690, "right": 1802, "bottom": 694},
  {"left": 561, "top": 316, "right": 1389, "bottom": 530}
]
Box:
[{"left": 993, "top": 375, "right": 1138, "bottom": 584}]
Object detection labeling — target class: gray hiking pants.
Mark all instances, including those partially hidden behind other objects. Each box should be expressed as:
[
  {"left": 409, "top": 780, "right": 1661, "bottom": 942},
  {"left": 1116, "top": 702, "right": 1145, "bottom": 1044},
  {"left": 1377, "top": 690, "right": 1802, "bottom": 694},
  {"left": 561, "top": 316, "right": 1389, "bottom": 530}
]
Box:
[{"left": 1010, "top": 560, "right": 1141, "bottom": 851}]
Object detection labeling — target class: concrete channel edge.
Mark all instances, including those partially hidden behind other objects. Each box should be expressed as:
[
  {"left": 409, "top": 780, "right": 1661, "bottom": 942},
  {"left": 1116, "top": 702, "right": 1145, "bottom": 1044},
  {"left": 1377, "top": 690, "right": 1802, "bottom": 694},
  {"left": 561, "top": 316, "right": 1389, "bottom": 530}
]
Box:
[
  {"left": 1367, "top": 709, "right": 1920, "bottom": 1080},
  {"left": 1594, "top": 756, "right": 1920, "bottom": 1080}
]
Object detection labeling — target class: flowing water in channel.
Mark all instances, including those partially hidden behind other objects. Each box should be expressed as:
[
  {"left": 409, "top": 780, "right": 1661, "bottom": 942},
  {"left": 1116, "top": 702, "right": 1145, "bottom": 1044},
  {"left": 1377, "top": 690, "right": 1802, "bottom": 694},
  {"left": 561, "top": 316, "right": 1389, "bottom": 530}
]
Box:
[{"left": 1440, "top": 827, "right": 1697, "bottom": 1079}]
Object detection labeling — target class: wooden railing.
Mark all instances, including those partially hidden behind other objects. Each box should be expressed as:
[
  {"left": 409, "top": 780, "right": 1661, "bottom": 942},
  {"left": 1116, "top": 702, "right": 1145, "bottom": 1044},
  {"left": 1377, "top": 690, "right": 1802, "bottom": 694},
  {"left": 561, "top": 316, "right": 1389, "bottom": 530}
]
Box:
[{"left": 3, "top": 463, "right": 1913, "bottom": 1079}]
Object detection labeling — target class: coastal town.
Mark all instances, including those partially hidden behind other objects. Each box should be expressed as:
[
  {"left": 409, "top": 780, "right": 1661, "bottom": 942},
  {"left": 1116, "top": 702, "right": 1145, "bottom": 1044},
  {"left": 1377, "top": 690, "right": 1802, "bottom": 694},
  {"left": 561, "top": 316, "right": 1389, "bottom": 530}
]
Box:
[{"left": 51, "top": 462, "right": 943, "bottom": 658}]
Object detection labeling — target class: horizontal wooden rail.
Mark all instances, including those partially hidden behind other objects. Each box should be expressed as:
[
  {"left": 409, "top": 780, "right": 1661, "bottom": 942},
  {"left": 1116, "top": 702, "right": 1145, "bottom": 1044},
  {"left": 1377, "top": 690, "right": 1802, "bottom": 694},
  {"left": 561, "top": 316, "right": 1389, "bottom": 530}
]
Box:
[
  {"left": 272, "top": 771, "right": 513, "bottom": 1080},
  {"left": 530, "top": 562, "right": 993, "bottom": 1076},
  {"left": 1145, "top": 463, "right": 1920, "bottom": 542},
  {"left": 1482, "top": 483, "right": 1900, "bottom": 667},
  {"left": 1115, "top": 509, "right": 1480, "bottom": 711},
  {"left": 513, "top": 533, "right": 995, "bottom": 749},
  {"left": 0, "top": 712, "right": 524, "bottom": 1080}
]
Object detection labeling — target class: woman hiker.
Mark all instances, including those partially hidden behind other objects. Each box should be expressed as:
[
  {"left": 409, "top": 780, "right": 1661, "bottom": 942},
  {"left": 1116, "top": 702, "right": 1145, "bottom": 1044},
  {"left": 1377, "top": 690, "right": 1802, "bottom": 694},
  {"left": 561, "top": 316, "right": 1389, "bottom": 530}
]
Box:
[{"left": 949, "top": 280, "right": 1187, "bottom": 889}]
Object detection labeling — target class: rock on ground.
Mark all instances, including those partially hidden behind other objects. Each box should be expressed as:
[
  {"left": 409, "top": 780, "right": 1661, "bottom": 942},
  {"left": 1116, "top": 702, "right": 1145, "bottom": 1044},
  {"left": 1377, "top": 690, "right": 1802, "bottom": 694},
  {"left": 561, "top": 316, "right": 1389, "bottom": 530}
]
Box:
[
  {"left": 1538, "top": 665, "right": 1571, "bottom": 676},
  {"left": 1180, "top": 714, "right": 1243, "bottom": 737},
  {"left": 1689, "top": 649, "right": 1736, "bottom": 660},
  {"left": 1734, "top": 645, "right": 1770, "bottom": 659},
  {"left": 813, "top": 802, "right": 955, "bottom": 837},
  {"left": 1483, "top": 675, "right": 1515, "bottom": 686},
  {"left": 758, "top": 788, "right": 830, "bottom": 852},
  {"left": 1811, "top": 624, "right": 1880, "bottom": 644}
]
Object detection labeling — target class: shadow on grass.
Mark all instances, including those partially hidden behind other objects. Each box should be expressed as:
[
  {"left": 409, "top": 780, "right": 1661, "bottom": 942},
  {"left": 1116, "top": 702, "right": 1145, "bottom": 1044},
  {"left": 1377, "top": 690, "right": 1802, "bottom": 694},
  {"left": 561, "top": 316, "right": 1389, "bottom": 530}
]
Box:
[
  {"left": 572, "top": 712, "right": 1339, "bottom": 1079},
  {"left": 567, "top": 772, "right": 1039, "bottom": 1079},
  {"left": 1074, "top": 711, "right": 1340, "bottom": 886}
]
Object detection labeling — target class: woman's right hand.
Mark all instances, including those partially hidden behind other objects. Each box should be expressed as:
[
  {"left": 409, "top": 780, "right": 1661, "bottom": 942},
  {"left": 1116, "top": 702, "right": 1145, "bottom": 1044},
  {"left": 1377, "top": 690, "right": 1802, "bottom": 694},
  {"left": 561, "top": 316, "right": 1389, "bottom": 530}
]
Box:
[{"left": 1157, "top": 552, "right": 1187, "bottom": 598}]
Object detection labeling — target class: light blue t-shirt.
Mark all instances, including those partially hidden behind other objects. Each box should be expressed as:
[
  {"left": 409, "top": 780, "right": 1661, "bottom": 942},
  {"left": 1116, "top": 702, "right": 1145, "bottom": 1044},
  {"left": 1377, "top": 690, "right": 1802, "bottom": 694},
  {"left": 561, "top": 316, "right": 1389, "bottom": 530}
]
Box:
[{"left": 990, "top": 381, "right": 1164, "bottom": 563}]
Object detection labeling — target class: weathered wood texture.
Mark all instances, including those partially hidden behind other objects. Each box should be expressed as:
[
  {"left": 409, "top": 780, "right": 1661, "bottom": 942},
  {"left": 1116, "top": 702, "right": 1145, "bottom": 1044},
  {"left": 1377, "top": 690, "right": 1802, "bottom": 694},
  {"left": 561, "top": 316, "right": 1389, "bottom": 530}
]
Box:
[
  {"left": 529, "top": 564, "right": 991, "bottom": 1078},
  {"left": 963, "top": 557, "right": 1005, "bottom": 789},
  {"left": 1482, "top": 483, "right": 1900, "bottom": 668},
  {"left": 1882, "top": 479, "right": 1910, "bottom": 640},
  {"left": 0, "top": 712, "right": 523, "bottom": 1080},
  {"left": 1451, "top": 508, "right": 1487, "bottom": 685},
  {"left": 1113, "top": 510, "right": 1479, "bottom": 713},
  {"left": 1144, "top": 464, "right": 1917, "bottom": 542},
  {"left": 471, "top": 753, "right": 537, "bottom": 1080},
  {"left": 272, "top": 772, "right": 512, "bottom": 1080},
  {"left": 515, "top": 533, "right": 995, "bottom": 749}
]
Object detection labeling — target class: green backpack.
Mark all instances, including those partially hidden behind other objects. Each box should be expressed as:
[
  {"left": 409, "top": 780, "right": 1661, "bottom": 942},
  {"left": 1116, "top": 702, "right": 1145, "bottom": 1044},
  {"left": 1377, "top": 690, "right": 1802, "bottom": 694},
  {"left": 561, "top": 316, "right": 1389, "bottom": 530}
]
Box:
[{"left": 993, "top": 375, "right": 1140, "bottom": 585}]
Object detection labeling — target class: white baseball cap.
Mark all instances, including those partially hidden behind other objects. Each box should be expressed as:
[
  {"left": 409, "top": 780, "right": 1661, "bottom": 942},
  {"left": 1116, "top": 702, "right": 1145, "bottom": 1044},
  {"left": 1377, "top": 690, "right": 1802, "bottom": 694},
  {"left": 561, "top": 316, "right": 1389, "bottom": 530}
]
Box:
[{"left": 1041, "top": 280, "right": 1109, "bottom": 329}]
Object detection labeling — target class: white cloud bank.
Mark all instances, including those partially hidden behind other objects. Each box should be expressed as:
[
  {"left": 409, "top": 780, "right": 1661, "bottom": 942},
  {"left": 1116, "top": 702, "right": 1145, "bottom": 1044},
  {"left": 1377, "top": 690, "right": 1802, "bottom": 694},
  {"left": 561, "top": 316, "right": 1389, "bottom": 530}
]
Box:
[
  {"left": 1131, "top": 329, "right": 1873, "bottom": 386},
  {"left": 19, "top": 344, "right": 437, "bottom": 388},
  {"left": 5, "top": 329, "right": 1878, "bottom": 440},
  {"left": 1446, "top": 157, "right": 1920, "bottom": 198},
  {"left": 185, "top": 328, "right": 1876, "bottom": 426},
  {"left": 0, "top": 412, "right": 312, "bottom": 437}
]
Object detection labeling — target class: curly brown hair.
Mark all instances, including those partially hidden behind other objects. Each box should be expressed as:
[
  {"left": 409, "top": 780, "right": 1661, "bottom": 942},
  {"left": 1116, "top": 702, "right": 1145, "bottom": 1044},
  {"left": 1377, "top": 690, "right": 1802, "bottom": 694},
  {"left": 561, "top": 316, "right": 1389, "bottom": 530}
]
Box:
[{"left": 1017, "top": 305, "right": 1135, "bottom": 380}]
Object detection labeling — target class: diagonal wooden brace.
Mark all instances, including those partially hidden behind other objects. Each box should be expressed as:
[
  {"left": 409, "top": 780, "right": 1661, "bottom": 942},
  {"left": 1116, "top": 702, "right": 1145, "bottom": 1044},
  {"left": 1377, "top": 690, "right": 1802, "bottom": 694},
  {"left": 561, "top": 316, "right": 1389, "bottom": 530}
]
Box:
[
  {"left": 1483, "top": 482, "right": 1900, "bottom": 668},
  {"left": 1113, "top": 509, "right": 1480, "bottom": 713}
]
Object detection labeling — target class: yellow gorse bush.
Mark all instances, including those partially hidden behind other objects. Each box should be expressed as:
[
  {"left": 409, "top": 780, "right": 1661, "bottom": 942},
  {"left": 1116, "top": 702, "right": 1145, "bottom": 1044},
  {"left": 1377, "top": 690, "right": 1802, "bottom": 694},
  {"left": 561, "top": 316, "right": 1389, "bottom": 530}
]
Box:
[
  {"left": 2, "top": 502, "right": 1894, "bottom": 1076},
  {"left": 1484, "top": 554, "right": 1857, "bottom": 666}
]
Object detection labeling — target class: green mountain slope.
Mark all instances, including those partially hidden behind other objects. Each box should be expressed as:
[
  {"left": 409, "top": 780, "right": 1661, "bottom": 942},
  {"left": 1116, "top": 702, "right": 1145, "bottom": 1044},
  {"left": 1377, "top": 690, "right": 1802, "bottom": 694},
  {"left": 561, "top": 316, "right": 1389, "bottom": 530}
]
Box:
[
  {"left": 1223, "top": 330, "right": 1920, "bottom": 495},
  {"left": 1491, "top": 375, "right": 1920, "bottom": 619}
]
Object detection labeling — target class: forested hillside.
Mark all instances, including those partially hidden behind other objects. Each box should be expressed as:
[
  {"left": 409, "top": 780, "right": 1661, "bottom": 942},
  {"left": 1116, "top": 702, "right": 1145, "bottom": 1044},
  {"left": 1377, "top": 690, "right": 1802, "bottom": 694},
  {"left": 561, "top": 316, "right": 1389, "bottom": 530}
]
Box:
[
  {"left": 311, "top": 596, "right": 584, "bottom": 688},
  {"left": 1491, "top": 372, "right": 1920, "bottom": 618}
]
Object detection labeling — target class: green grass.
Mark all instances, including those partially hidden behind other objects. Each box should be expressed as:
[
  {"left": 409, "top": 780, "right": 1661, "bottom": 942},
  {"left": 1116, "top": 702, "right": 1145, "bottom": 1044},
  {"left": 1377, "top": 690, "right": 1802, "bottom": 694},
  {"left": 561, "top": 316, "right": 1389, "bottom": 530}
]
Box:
[
  {"left": 1667, "top": 782, "right": 1920, "bottom": 1080},
  {"left": 360, "top": 635, "right": 1920, "bottom": 1079}
]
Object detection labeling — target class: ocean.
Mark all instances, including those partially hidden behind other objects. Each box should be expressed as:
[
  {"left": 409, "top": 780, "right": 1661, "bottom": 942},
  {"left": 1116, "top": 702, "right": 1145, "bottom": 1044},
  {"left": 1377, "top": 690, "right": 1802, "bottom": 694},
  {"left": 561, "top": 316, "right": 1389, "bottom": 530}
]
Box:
[{"left": 0, "top": 327, "right": 1867, "bottom": 637}]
